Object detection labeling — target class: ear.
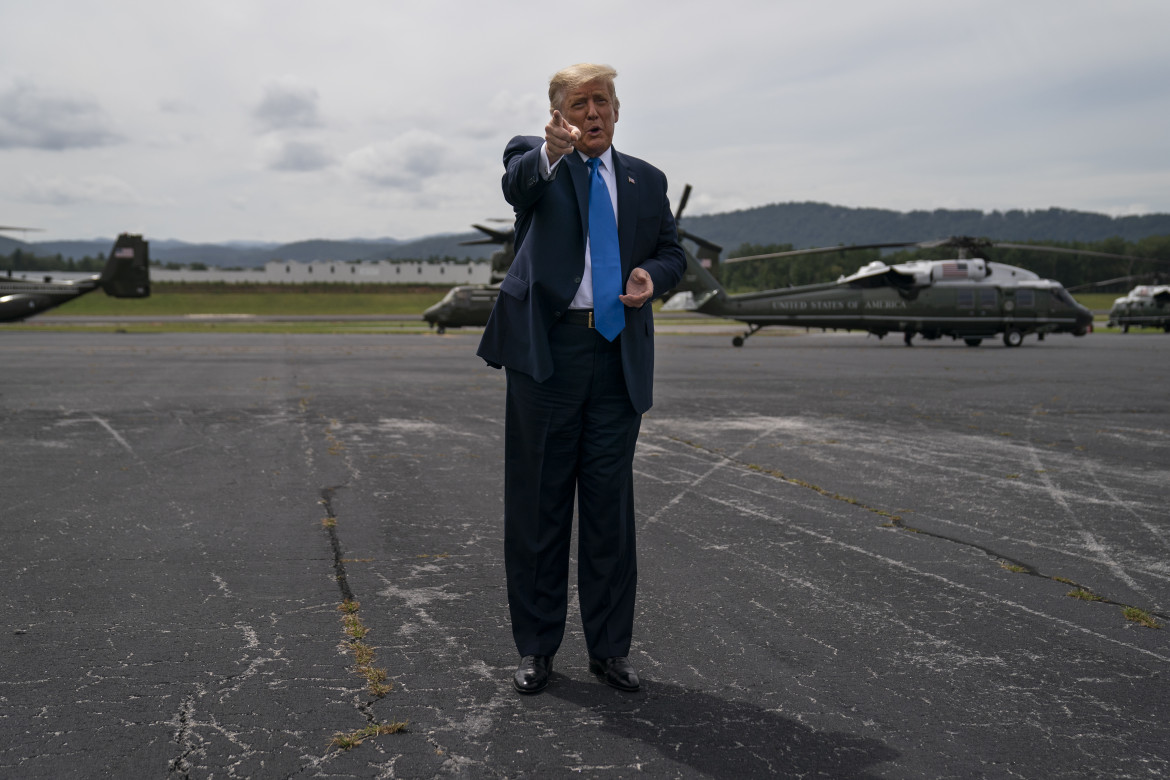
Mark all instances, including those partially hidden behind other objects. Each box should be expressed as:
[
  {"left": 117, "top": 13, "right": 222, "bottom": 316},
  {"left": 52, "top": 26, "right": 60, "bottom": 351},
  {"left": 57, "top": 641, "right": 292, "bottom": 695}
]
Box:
[{"left": 613, "top": 105, "right": 619, "bottom": 124}]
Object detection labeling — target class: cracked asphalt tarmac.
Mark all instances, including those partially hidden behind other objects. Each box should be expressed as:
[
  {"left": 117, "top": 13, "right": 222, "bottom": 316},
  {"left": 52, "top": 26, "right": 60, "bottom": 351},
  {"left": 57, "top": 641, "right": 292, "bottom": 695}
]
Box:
[{"left": 1, "top": 328, "right": 1167, "bottom": 779}]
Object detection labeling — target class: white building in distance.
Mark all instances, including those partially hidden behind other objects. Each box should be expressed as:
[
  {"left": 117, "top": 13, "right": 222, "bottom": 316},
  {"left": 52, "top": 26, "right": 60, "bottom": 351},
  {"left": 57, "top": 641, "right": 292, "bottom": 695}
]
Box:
[
  {"left": 150, "top": 259, "right": 492, "bottom": 284},
  {"left": 8, "top": 259, "right": 493, "bottom": 285}
]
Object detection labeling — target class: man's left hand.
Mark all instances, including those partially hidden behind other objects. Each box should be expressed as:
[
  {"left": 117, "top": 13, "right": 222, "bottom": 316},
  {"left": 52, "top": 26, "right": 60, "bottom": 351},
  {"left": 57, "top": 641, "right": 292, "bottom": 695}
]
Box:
[{"left": 619, "top": 267, "right": 654, "bottom": 308}]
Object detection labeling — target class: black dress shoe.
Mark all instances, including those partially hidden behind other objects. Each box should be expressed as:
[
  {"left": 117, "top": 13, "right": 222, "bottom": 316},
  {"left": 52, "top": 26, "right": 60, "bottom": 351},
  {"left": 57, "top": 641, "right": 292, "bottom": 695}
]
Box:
[
  {"left": 589, "top": 656, "right": 640, "bottom": 692},
  {"left": 513, "top": 654, "right": 553, "bottom": 694}
]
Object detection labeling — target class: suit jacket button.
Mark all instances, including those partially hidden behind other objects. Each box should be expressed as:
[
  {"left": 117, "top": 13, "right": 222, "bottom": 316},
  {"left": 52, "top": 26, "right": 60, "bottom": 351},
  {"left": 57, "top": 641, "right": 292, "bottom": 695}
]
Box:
[
  {"left": 573, "top": 277, "right": 581, "bottom": 284},
  {"left": 554, "top": 311, "right": 562, "bottom": 318}
]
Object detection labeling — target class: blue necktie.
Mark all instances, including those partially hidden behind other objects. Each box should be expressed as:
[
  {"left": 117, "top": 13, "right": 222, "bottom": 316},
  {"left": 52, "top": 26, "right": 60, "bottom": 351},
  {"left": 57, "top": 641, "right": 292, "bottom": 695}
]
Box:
[{"left": 587, "top": 157, "right": 624, "bottom": 341}]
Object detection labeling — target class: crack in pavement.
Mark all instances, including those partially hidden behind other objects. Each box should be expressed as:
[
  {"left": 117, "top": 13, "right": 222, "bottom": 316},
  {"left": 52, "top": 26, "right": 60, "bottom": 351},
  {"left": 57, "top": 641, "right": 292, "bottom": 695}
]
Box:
[
  {"left": 668, "top": 436, "right": 1169, "bottom": 624},
  {"left": 321, "top": 486, "right": 356, "bottom": 604}
]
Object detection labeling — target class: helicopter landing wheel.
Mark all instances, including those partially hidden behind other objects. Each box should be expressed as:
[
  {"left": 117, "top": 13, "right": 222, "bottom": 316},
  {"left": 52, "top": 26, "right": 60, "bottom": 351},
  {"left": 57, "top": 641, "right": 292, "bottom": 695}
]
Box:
[
  {"left": 903, "top": 330, "right": 915, "bottom": 347},
  {"left": 436, "top": 325, "right": 446, "bottom": 335},
  {"left": 1003, "top": 328, "right": 1024, "bottom": 347},
  {"left": 964, "top": 338, "right": 982, "bottom": 347},
  {"left": 733, "top": 324, "right": 762, "bottom": 347}
]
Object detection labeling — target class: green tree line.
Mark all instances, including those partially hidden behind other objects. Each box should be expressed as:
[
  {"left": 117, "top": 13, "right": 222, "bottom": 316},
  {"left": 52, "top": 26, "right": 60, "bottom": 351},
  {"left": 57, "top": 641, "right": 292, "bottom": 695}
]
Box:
[{"left": 0, "top": 249, "right": 107, "bottom": 274}]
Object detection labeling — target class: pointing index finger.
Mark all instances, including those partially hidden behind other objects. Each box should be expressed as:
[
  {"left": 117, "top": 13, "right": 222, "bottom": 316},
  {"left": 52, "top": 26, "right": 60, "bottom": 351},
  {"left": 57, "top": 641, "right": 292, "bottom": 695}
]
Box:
[{"left": 552, "top": 110, "right": 581, "bottom": 141}]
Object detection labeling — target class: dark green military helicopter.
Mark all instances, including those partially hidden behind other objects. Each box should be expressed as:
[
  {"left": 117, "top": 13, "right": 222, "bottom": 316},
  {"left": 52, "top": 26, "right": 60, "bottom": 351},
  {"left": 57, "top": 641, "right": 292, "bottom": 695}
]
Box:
[
  {"left": 0, "top": 233, "right": 151, "bottom": 322},
  {"left": 665, "top": 185, "right": 1136, "bottom": 347},
  {"left": 422, "top": 223, "right": 512, "bottom": 333}
]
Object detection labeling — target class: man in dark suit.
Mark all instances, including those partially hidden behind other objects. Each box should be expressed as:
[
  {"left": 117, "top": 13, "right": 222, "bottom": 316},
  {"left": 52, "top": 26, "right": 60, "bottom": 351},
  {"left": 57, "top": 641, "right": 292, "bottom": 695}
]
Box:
[{"left": 477, "top": 63, "right": 686, "bottom": 695}]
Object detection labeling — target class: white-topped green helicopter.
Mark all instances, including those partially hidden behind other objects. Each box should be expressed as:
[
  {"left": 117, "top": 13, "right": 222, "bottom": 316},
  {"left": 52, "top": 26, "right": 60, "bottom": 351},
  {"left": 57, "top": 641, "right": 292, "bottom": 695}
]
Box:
[
  {"left": 664, "top": 185, "right": 1145, "bottom": 347},
  {"left": 1108, "top": 285, "right": 1170, "bottom": 332}
]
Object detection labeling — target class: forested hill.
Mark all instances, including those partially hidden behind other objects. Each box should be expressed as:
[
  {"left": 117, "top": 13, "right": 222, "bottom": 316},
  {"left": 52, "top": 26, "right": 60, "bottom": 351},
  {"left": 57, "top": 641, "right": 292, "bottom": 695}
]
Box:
[
  {"left": 4, "top": 202, "right": 1169, "bottom": 268},
  {"left": 677, "top": 202, "right": 1170, "bottom": 255}
]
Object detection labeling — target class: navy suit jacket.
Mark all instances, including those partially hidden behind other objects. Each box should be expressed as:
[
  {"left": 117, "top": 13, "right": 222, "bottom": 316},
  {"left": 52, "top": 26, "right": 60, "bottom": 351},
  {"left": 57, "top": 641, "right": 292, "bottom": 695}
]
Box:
[{"left": 476, "top": 135, "right": 685, "bottom": 414}]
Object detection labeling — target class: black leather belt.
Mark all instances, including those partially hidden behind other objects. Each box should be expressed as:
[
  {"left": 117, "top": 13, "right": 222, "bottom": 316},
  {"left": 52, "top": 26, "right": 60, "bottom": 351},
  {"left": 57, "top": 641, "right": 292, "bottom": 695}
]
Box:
[{"left": 562, "top": 309, "right": 594, "bottom": 327}]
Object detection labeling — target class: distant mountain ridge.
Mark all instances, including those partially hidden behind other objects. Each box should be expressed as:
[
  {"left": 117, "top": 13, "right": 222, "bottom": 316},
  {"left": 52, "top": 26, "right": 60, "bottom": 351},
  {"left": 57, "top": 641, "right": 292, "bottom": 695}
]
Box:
[
  {"left": 5, "top": 202, "right": 1169, "bottom": 267},
  {"left": 678, "top": 203, "right": 1170, "bottom": 254}
]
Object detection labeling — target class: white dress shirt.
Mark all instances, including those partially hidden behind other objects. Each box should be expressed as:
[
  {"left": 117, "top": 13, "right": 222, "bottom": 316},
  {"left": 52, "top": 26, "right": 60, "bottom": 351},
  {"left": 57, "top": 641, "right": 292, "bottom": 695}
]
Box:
[{"left": 540, "top": 144, "right": 618, "bottom": 310}]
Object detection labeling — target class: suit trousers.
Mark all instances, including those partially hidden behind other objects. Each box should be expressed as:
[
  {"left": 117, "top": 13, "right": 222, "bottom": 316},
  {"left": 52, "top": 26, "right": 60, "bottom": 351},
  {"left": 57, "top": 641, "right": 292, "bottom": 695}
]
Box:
[{"left": 503, "top": 321, "right": 641, "bottom": 660}]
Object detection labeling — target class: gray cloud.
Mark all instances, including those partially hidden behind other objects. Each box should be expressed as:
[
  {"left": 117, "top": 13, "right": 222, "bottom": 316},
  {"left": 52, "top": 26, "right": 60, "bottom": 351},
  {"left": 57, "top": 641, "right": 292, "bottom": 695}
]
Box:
[
  {"left": 0, "top": 81, "right": 121, "bottom": 151},
  {"left": 264, "top": 139, "right": 335, "bottom": 172},
  {"left": 253, "top": 78, "right": 323, "bottom": 132},
  {"left": 21, "top": 174, "right": 140, "bottom": 205},
  {"left": 345, "top": 131, "right": 451, "bottom": 190}
]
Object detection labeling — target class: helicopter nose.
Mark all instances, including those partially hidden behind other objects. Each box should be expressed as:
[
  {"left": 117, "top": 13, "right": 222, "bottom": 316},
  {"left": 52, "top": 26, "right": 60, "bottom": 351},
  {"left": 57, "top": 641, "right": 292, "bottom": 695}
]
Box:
[{"left": 1075, "top": 307, "right": 1093, "bottom": 336}]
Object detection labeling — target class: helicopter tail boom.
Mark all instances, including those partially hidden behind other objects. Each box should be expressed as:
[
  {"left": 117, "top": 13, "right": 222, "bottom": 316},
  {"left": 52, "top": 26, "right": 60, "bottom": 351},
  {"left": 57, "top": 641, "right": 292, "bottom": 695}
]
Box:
[
  {"left": 668, "top": 243, "right": 727, "bottom": 311},
  {"left": 99, "top": 234, "right": 150, "bottom": 298}
]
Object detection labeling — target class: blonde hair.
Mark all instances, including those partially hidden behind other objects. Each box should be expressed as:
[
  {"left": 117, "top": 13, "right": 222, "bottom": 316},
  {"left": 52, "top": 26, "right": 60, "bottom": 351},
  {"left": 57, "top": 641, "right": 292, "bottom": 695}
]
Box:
[{"left": 548, "top": 63, "right": 619, "bottom": 112}]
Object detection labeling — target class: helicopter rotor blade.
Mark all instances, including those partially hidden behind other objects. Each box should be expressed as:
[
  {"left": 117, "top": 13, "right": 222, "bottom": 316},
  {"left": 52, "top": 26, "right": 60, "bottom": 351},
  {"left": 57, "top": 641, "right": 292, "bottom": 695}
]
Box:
[
  {"left": 986, "top": 241, "right": 1169, "bottom": 265},
  {"left": 722, "top": 242, "right": 919, "bottom": 265},
  {"left": 1066, "top": 273, "right": 1159, "bottom": 292},
  {"left": 722, "top": 235, "right": 1168, "bottom": 267},
  {"left": 458, "top": 223, "right": 514, "bottom": 246},
  {"left": 678, "top": 227, "right": 722, "bottom": 254},
  {"left": 674, "top": 184, "right": 692, "bottom": 222},
  {"left": 906, "top": 236, "right": 1160, "bottom": 264}
]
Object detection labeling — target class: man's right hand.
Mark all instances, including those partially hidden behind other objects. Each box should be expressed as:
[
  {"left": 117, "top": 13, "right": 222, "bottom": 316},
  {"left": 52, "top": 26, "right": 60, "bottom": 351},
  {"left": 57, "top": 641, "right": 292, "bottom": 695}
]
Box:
[{"left": 545, "top": 110, "right": 581, "bottom": 166}]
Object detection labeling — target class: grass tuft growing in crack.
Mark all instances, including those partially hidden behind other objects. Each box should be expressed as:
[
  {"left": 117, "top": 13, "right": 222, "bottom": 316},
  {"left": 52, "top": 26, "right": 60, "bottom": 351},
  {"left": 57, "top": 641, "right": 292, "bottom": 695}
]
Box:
[
  {"left": 337, "top": 604, "right": 392, "bottom": 696},
  {"left": 1123, "top": 607, "right": 1161, "bottom": 629},
  {"left": 343, "top": 614, "right": 369, "bottom": 639},
  {"left": 331, "top": 722, "right": 408, "bottom": 750},
  {"left": 1067, "top": 588, "right": 1104, "bottom": 602}
]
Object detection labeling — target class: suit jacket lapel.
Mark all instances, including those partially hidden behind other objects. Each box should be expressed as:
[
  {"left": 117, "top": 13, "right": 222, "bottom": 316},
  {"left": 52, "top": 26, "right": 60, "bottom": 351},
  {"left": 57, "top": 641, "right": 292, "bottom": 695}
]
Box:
[{"left": 567, "top": 154, "right": 590, "bottom": 245}]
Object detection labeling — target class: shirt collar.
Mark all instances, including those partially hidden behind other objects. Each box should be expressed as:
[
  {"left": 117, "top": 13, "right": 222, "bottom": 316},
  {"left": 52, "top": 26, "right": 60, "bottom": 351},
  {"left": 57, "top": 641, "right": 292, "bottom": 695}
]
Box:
[{"left": 578, "top": 146, "right": 614, "bottom": 171}]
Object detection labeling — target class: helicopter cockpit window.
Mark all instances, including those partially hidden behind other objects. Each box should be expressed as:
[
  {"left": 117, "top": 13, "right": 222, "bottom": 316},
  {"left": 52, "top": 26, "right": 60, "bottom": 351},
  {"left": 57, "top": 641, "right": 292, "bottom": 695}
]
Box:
[
  {"left": 956, "top": 289, "right": 975, "bottom": 308},
  {"left": 1053, "top": 288, "right": 1075, "bottom": 306}
]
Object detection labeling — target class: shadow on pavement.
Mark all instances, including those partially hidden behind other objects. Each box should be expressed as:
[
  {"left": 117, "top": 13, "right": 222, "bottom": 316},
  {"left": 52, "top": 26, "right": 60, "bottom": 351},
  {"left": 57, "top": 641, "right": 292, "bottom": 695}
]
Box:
[{"left": 547, "top": 677, "right": 898, "bottom": 778}]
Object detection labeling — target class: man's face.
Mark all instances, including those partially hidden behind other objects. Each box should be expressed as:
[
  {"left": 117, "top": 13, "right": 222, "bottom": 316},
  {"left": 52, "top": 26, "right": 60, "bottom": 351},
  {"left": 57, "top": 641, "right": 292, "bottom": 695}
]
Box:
[{"left": 561, "top": 79, "right": 618, "bottom": 158}]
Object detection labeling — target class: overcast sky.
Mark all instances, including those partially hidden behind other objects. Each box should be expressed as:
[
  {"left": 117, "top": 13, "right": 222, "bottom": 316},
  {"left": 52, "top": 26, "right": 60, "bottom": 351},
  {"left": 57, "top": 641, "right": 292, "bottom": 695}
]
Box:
[{"left": 2, "top": 0, "right": 1167, "bottom": 244}]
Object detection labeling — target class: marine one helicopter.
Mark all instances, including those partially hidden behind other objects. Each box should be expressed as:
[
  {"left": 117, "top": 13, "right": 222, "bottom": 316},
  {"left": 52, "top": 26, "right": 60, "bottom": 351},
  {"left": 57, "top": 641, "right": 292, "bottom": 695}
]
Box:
[
  {"left": 0, "top": 233, "right": 151, "bottom": 322},
  {"left": 667, "top": 185, "right": 1105, "bottom": 347},
  {"left": 1108, "top": 285, "right": 1170, "bottom": 332},
  {"left": 422, "top": 223, "right": 512, "bottom": 333}
]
